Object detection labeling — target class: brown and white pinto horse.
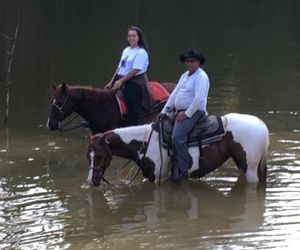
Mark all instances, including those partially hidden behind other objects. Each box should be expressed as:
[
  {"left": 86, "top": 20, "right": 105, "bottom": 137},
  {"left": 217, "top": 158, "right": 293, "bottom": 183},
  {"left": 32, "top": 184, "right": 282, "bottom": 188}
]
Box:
[
  {"left": 47, "top": 82, "right": 175, "bottom": 133},
  {"left": 86, "top": 113, "right": 269, "bottom": 186}
]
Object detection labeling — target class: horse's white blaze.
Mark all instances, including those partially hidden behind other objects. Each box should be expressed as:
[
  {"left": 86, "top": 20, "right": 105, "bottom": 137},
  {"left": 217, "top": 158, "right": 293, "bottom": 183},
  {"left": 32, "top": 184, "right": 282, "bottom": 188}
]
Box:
[
  {"left": 52, "top": 98, "right": 56, "bottom": 104},
  {"left": 87, "top": 151, "right": 95, "bottom": 185}
]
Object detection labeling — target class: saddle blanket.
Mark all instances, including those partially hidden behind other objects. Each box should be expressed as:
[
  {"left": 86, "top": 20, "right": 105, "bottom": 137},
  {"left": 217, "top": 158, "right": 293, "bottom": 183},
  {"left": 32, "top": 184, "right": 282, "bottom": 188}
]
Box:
[{"left": 116, "top": 81, "right": 170, "bottom": 115}]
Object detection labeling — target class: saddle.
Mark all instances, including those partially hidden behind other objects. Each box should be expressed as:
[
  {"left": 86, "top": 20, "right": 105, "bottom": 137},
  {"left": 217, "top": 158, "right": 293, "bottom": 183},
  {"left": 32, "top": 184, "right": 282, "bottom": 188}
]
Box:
[
  {"left": 159, "top": 115, "right": 226, "bottom": 149},
  {"left": 116, "top": 81, "right": 170, "bottom": 116}
]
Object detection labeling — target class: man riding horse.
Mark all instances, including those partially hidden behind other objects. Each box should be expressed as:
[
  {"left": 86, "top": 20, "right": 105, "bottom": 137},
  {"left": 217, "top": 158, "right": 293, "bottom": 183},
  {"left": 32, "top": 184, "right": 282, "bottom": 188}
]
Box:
[{"left": 158, "top": 49, "right": 210, "bottom": 182}]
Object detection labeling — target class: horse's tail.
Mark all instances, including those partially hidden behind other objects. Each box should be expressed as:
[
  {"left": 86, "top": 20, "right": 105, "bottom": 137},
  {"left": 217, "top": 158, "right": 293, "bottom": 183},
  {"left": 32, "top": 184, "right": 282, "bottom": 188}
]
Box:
[{"left": 257, "top": 126, "right": 269, "bottom": 182}]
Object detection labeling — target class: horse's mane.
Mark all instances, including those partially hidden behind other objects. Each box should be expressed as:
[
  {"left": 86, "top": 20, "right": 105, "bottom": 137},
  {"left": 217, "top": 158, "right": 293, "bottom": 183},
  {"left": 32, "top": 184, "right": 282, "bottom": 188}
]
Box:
[
  {"left": 111, "top": 123, "right": 154, "bottom": 141},
  {"left": 67, "top": 85, "right": 115, "bottom": 102}
]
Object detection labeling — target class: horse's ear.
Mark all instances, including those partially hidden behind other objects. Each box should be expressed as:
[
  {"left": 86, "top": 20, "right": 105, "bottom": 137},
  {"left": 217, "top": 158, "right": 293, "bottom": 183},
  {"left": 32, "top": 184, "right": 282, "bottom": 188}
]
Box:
[
  {"left": 95, "top": 134, "right": 109, "bottom": 146},
  {"left": 87, "top": 129, "right": 94, "bottom": 140},
  {"left": 61, "top": 82, "right": 67, "bottom": 93},
  {"left": 52, "top": 84, "right": 57, "bottom": 90}
]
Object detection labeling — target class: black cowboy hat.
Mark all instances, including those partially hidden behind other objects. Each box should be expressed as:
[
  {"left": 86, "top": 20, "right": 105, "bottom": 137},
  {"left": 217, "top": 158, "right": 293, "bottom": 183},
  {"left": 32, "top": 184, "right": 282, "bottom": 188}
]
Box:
[{"left": 179, "top": 49, "right": 206, "bottom": 65}]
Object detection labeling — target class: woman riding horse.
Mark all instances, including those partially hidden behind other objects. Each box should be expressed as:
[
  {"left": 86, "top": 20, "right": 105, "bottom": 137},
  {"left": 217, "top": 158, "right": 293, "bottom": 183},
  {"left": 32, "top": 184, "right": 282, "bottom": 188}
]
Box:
[
  {"left": 47, "top": 82, "right": 175, "bottom": 133},
  {"left": 105, "top": 26, "right": 152, "bottom": 126}
]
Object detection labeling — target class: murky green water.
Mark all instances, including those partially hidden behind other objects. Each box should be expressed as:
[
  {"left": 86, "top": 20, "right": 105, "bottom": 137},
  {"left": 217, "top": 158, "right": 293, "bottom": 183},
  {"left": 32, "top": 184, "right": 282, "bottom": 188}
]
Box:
[
  {"left": 1, "top": 123, "right": 300, "bottom": 249},
  {"left": 1, "top": 0, "right": 300, "bottom": 249}
]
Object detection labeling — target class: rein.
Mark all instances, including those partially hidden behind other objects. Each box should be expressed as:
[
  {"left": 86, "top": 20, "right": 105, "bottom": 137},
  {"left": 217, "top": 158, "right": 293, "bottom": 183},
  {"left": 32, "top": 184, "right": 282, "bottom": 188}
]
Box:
[
  {"left": 51, "top": 95, "right": 86, "bottom": 132},
  {"left": 58, "top": 113, "right": 89, "bottom": 132},
  {"left": 158, "top": 124, "right": 164, "bottom": 185},
  {"left": 51, "top": 94, "right": 98, "bottom": 133},
  {"left": 51, "top": 95, "right": 69, "bottom": 114},
  {"left": 128, "top": 125, "right": 155, "bottom": 184},
  {"left": 100, "top": 128, "right": 154, "bottom": 186}
]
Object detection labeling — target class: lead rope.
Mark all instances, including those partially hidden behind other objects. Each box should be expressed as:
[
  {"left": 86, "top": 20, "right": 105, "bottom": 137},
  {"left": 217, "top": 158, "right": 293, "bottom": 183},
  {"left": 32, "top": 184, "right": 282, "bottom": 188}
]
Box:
[
  {"left": 128, "top": 126, "right": 155, "bottom": 184},
  {"left": 58, "top": 113, "right": 88, "bottom": 132},
  {"left": 102, "top": 176, "right": 114, "bottom": 186},
  {"left": 158, "top": 124, "right": 164, "bottom": 185}
]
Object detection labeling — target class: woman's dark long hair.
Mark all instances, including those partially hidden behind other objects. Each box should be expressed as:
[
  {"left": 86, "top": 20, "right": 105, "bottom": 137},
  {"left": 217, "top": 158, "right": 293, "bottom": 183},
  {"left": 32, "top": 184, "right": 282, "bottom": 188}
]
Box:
[{"left": 127, "top": 26, "right": 151, "bottom": 61}]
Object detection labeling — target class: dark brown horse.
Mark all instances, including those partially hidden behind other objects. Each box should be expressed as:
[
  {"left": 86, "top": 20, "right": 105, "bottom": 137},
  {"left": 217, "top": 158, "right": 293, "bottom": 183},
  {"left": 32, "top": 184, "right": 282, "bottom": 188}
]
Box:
[{"left": 47, "top": 82, "right": 175, "bottom": 133}]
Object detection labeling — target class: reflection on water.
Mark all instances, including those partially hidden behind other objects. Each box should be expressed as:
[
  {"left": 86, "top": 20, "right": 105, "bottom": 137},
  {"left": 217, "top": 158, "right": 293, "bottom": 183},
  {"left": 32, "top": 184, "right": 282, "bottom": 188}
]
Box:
[
  {"left": 1, "top": 0, "right": 300, "bottom": 248},
  {"left": 0, "top": 127, "right": 84, "bottom": 249},
  {"left": 1, "top": 118, "right": 300, "bottom": 249},
  {"left": 0, "top": 179, "right": 68, "bottom": 249},
  {"left": 74, "top": 180, "right": 266, "bottom": 250}
]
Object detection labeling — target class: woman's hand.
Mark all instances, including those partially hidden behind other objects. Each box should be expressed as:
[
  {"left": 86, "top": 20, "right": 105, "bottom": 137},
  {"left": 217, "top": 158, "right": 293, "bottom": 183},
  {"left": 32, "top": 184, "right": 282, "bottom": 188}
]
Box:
[
  {"left": 104, "top": 81, "right": 113, "bottom": 89},
  {"left": 112, "top": 80, "right": 123, "bottom": 91}
]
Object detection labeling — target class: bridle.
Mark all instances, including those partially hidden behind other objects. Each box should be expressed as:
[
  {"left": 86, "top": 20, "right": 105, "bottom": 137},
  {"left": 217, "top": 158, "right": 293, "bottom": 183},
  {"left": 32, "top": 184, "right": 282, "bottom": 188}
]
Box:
[
  {"left": 87, "top": 144, "right": 113, "bottom": 186},
  {"left": 50, "top": 95, "right": 69, "bottom": 117},
  {"left": 50, "top": 95, "right": 89, "bottom": 132},
  {"left": 87, "top": 126, "right": 156, "bottom": 186},
  {"left": 50, "top": 95, "right": 81, "bottom": 132}
]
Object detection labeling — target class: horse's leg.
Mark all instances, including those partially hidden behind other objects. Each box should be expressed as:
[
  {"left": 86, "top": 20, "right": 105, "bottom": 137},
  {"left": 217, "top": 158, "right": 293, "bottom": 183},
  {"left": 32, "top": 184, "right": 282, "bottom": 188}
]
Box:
[
  {"left": 230, "top": 144, "right": 260, "bottom": 183},
  {"left": 233, "top": 145, "right": 267, "bottom": 183},
  {"left": 244, "top": 160, "right": 260, "bottom": 183},
  {"left": 257, "top": 148, "right": 267, "bottom": 182},
  {"left": 245, "top": 132, "right": 269, "bottom": 183}
]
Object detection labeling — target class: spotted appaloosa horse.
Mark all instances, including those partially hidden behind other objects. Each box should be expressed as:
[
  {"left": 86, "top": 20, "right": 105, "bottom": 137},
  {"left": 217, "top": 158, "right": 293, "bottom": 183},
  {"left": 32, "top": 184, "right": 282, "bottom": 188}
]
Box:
[
  {"left": 47, "top": 82, "right": 175, "bottom": 133},
  {"left": 86, "top": 113, "right": 269, "bottom": 187}
]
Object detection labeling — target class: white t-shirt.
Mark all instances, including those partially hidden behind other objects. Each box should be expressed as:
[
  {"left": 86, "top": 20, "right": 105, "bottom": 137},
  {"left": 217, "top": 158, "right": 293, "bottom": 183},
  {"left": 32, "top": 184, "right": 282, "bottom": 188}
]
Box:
[
  {"left": 117, "top": 46, "right": 149, "bottom": 76},
  {"left": 162, "top": 68, "right": 210, "bottom": 118}
]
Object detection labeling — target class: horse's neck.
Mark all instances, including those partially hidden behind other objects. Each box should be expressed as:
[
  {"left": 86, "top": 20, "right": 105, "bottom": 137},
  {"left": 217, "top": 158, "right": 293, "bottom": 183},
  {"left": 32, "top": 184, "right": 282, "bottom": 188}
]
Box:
[
  {"left": 114, "top": 124, "right": 153, "bottom": 145},
  {"left": 72, "top": 97, "right": 99, "bottom": 119},
  {"left": 109, "top": 124, "right": 168, "bottom": 182},
  {"left": 70, "top": 88, "right": 118, "bottom": 122}
]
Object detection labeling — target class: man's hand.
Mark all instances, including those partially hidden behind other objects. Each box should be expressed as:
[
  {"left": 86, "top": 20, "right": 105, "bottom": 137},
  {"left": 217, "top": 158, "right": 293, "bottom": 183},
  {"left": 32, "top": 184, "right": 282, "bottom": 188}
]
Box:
[
  {"left": 155, "top": 113, "right": 166, "bottom": 122},
  {"left": 176, "top": 111, "right": 188, "bottom": 121}
]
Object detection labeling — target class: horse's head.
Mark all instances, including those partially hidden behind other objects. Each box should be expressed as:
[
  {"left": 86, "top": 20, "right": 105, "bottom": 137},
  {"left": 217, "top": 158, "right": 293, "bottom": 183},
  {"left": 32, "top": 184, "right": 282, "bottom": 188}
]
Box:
[
  {"left": 86, "top": 130, "right": 113, "bottom": 186},
  {"left": 47, "top": 83, "right": 74, "bottom": 131}
]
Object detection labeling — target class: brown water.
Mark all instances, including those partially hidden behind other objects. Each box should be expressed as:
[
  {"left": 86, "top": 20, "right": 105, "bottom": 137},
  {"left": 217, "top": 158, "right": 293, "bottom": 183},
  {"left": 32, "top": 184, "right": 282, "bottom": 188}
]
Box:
[
  {"left": 1, "top": 0, "right": 300, "bottom": 249},
  {"left": 1, "top": 122, "right": 300, "bottom": 249}
]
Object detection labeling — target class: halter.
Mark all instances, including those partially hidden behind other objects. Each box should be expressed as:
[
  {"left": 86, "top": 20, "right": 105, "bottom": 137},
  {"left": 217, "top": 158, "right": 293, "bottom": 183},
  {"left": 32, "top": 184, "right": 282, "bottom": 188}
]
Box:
[
  {"left": 87, "top": 144, "right": 113, "bottom": 186},
  {"left": 51, "top": 92, "right": 108, "bottom": 133},
  {"left": 51, "top": 95, "right": 69, "bottom": 116},
  {"left": 50, "top": 94, "right": 90, "bottom": 132},
  {"left": 88, "top": 125, "right": 156, "bottom": 186}
]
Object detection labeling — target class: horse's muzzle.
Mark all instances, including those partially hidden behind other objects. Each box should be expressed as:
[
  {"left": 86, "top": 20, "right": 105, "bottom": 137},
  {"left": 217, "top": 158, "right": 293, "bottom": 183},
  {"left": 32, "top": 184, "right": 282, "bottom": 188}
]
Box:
[{"left": 47, "top": 120, "right": 63, "bottom": 131}]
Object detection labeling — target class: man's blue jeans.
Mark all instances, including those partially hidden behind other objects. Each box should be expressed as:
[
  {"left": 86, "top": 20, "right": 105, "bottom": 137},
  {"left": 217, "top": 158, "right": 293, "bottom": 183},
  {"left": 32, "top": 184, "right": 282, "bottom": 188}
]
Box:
[{"left": 172, "top": 110, "right": 206, "bottom": 181}]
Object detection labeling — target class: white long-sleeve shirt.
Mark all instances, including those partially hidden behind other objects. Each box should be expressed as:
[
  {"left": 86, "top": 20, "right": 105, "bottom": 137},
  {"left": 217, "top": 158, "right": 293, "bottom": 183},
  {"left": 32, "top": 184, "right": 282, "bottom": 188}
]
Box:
[{"left": 162, "top": 68, "right": 209, "bottom": 118}]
